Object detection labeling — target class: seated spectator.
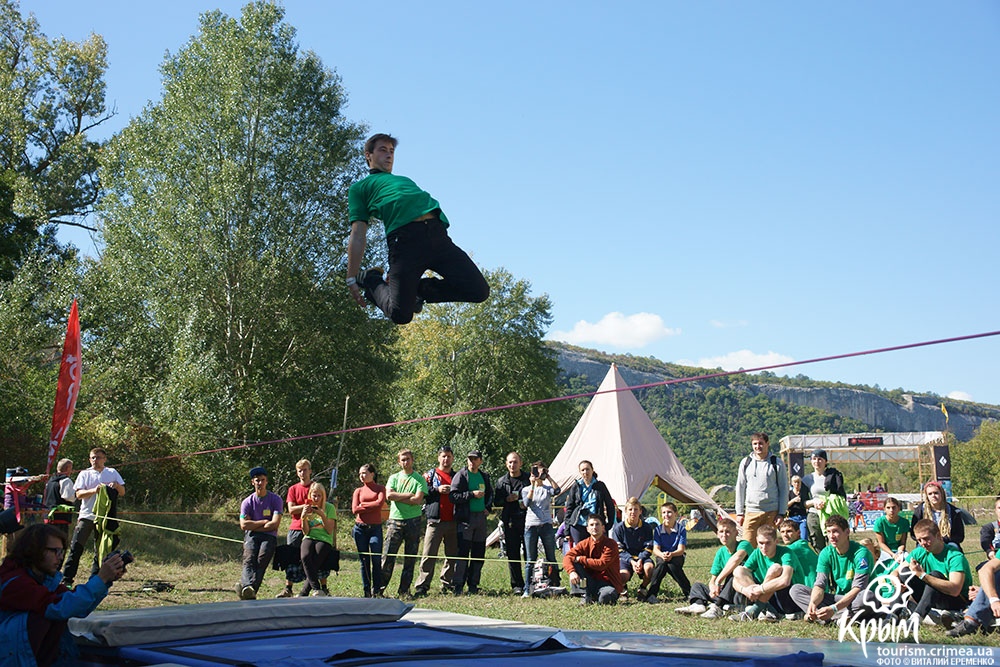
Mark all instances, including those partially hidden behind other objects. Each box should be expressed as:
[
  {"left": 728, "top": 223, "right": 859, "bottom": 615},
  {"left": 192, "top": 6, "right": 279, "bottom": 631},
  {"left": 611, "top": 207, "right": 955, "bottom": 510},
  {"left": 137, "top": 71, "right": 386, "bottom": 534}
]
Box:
[
  {"left": 563, "top": 515, "right": 622, "bottom": 605},
  {"left": 237, "top": 466, "right": 283, "bottom": 600},
  {"left": 0, "top": 523, "right": 125, "bottom": 666},
  {"left": 641, "top": 502, "right": 691, "bottom": 603},
  {"left": 978, "top": 495, "right": 1000, "bottom": 563},
  {"left": 731, "top": 523, "right": 803, "bottom": 622},
  {"left": 520, "top": 461, "right": 561, "bottom": 597},
  {"left": 779, "top": 518, "right": 818, "bottom": 588},
  {"left": 609, "top": 497, "right": 653, "bottom": 597},
  {"left": 946, "top": 555, "right": 1000, "bottom": 638},
  {"left": 895, "top": 518, "right": 972, "bottom": 626},
  {"left": 300, "top": 482, "right": 336, "bottom": 597},
  {"left": 675, "top": 517, "right": 753, "bottom": 618},
  {"left": 858, "top": 536, "right": 899, "bottom": 582},
  {"left": 872, "top": 496, "right": 910, "bottom": 562},
  {"left": 789, "top": 514, "right": 871, "bottom": 623},
  {"left": 787, "top": 475, "right": 809, "bottom": 542},
  {"left": 910, "top": 480, "right": 965, "bottom": 552}
]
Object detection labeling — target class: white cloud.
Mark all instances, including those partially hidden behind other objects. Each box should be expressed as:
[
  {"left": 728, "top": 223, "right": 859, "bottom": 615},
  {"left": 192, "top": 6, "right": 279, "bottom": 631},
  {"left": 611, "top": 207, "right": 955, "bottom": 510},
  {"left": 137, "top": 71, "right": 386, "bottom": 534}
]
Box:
[
  {"left": 947, "top": 390, "right": 973, "bottom": 402},
  {"left": 549, "top": 312, "right": 679, "bottom": 348},
  {"left": 709, "top": 319, "right": 749, "bottom": 329},
  {"left": 678, "top": 349, "right": 795, "bottom": 372}
]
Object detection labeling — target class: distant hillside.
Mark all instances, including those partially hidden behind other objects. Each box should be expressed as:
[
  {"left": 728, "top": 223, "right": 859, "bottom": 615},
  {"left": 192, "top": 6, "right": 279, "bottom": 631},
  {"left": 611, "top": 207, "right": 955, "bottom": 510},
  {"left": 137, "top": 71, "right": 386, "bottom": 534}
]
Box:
[{"left": 549, "top": 342, "right": 999, "bottom": 489}]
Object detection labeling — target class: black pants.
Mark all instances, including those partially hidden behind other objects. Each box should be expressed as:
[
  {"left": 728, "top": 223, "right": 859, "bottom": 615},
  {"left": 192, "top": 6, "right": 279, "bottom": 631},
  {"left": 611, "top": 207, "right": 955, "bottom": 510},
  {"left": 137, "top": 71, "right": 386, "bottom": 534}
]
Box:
[
  {"left": 909, "top": 569, "right": 968, "bottom": 616},
  {"left": 63, "top": 518, "right": 119, "bottom": 583},
  {"left": 647, "top": 555, "right": 691, "bottom": 598},
  {"left": 368, "top": 218, "right": 489, "bottom": 324},
  {"left": 689, "top": 578, "right": 738, "bottom": 607},
  {"left": 301, "top": 538, "right": 332, "bottom": 592},
  {"left": 502, "top": 519, "right": 526, "bottom": 589}
]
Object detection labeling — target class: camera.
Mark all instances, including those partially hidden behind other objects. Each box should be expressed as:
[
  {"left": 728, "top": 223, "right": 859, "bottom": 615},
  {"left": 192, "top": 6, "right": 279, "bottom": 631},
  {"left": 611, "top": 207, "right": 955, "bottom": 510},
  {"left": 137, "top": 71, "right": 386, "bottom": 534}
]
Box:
[
  {"left": 110, "top": 549, "right": 135, "bottom": 566},
  {"left": 531, "top": 466, "right": 539, "bottom": 477}
]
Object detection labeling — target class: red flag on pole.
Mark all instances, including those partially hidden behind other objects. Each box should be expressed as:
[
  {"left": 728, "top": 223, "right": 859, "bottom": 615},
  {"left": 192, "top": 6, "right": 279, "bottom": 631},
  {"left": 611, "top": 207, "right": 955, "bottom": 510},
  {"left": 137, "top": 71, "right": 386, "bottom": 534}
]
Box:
[{"left": 46, "top": 300, "right": 81, "bottom": 475}]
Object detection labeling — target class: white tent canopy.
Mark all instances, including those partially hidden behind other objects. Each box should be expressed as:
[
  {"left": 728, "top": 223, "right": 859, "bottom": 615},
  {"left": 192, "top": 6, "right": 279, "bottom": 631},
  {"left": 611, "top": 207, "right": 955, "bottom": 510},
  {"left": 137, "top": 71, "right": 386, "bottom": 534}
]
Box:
[{"left": 548, "top": 364, "right": 723, "bottom": 523}]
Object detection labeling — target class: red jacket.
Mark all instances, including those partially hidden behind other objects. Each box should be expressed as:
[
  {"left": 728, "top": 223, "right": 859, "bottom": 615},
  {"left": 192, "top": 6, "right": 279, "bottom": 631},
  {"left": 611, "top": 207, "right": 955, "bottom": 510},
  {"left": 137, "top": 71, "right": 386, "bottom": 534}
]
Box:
[{"left": 563, "top": 535, "right": 623, "bottom": 593}]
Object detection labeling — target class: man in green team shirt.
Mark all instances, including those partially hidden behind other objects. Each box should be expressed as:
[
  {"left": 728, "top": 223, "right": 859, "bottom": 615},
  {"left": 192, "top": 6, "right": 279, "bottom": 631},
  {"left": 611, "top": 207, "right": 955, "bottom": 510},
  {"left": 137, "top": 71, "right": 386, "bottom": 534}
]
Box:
[
  {"left": 380, "top": 449, "right": 428, "bottom": 598},
  {"left": 789, "top": 514, "right": 870, "bottom": 623},
  {"left": 780, "top": 518, "right": 818, "bottom": 587},
  {"left": 895, "top": 518, "right": 971, "bottom": 625},
  {"left": 450, "top": 450, "right": 493, "bottom": 595},
  {"left": 731, "top": 523, "right": 804, "bottom": 622},
  {"left": 675, "top": 517, "right": 755, "bottom": 619},
  {"left": 345, "top": 133, "right": 489, "bottom": 324}
]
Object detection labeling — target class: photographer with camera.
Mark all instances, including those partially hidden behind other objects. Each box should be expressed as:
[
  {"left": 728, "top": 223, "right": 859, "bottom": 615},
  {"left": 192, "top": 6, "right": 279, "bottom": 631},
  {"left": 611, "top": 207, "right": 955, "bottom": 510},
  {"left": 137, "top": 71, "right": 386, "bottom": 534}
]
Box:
[{"left": 0, "top": 523, "right": 126, "bottom": 666}]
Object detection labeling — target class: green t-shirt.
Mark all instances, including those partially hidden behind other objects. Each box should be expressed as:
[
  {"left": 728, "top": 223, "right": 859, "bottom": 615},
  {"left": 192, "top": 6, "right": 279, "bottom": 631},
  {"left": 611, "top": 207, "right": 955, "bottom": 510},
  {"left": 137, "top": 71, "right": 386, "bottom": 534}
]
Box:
[
  {"left": 872, "top": 515, "right": 910, "bottom": 551},
  {"left": 786, "top": 539, "right": 819, "bottom": 587},
  {"left": 348, "top": 171, "right": 450, "bottom": 236},
  {"left": 387, "top": 470, "right": 428, "bottom": 521},
  {"left": 745, "top": 545, "right": 805, "bottom": 586},
  {"left": 909, "top": 543, "right": 972, "bottom": 599},
  {"left": 816, "top": 541, "right": 871, "bottom": 595},
  {"left": 736, "top": 539, "right": 755, "bottom": 559},
  {"left": 303, "top": 501, "right": 337, "bottom": 546},
  {"left": 467, "top": 470, "right": 486, "bottom": 513},
  {"left": 710, "top": 545, "right": 735, "bottom": 576}
]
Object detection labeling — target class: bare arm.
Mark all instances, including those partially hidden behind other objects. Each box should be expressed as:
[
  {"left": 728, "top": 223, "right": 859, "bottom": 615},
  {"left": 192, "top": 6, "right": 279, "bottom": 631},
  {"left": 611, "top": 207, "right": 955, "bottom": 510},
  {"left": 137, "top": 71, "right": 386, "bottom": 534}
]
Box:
[{"left": 346, "top": 220, "right": 368, "bottom": 306}]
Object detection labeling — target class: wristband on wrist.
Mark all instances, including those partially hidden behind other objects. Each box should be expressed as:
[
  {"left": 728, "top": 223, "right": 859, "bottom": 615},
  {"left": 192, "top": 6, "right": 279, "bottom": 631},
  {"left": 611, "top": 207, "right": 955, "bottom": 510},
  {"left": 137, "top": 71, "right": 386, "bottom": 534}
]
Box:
[
  {"left": 989, "top": 596, "right": 1000, "bottom": 604},
  {"left": 918, "top": 571, "right": 926, "bottom": 580},
  {"left": 346, "top": 276, "right": 357, "bottom": 286},
  {"left": 828, "top": 605, "right": 838, "bottom": 614}
]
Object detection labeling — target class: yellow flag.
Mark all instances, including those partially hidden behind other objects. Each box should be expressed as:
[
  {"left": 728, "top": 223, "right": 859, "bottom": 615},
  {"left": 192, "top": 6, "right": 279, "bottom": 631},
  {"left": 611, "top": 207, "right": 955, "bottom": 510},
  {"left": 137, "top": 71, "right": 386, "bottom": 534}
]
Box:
[{"left": 941, "top": 403, "right": 949, "bottom": 424}]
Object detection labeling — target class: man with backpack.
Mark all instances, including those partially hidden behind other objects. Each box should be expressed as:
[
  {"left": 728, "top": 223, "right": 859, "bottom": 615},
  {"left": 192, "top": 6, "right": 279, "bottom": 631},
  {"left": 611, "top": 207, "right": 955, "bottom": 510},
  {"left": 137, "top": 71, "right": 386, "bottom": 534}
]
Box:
[{"left": 735, "top": 433, "right": 788, "bottom": 546}]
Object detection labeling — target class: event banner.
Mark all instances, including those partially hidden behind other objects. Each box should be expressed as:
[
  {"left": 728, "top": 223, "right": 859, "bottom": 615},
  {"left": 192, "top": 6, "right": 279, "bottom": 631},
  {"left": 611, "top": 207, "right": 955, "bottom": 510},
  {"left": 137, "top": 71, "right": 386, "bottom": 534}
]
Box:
[{"left": 46, "top": 300, "right": 81, "bottom": 474}]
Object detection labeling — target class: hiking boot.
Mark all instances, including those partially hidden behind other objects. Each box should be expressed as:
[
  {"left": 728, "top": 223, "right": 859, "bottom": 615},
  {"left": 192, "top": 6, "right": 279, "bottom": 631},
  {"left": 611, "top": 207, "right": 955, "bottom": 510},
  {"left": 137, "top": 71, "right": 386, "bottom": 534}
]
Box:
[
  {"left": 675, "top": 602, "right": 708, "bottom": 615},
  {"left": 700, "top": 603, "right": 726, "bottom": 619},
  {"left": 635, "top": 587, "right": 648, "bottom": 602},
  {"left": 240, "top": 585, "right": 257, "bottom": 600},
  {"left": 645, "top": 595, "right": 659, "bottom": 604},
  {"left": 939, "top": 610, "right": 963, "bottom": 630},
  {"left": 946, "top": 618, "right": 982, "bottom": 638},
  {"left": 275, "top": 585, "right": 293, "bottom": 598},
  {"left": 309, "top": 589, "right": 328, "bottom": 597}
]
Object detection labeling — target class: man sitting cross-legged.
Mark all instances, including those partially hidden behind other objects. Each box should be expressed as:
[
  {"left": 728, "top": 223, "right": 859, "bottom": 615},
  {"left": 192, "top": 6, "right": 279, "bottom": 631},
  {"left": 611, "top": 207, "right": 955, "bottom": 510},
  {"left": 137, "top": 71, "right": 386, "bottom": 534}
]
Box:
[
  {"left": 675, "top": 516, "right": 754, "bottom": 618},
  {"left": 730, "top": 523, "right": 804, "bottom": 622},
  {"left": 789, "top": 514, "right": 870, "bottom": 624},
  {"left": 609, "top": 497, "right": 654, "bottom": 598},
  {"left": 893, "top": 518, "right": 972, "bottom": 626},
  {"left": 563, "top": 515, "right": 623, "bottom": 605},
  {"left": 641, "top": 502, "right": 691, "bottom": 603}
]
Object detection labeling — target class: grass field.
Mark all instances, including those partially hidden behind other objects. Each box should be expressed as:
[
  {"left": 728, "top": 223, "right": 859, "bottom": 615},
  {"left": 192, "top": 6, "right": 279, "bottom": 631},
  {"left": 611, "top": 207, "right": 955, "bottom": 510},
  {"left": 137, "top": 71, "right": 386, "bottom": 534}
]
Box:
[{"left": 86, "top": 510, "right": 1000, "bottom": 648}]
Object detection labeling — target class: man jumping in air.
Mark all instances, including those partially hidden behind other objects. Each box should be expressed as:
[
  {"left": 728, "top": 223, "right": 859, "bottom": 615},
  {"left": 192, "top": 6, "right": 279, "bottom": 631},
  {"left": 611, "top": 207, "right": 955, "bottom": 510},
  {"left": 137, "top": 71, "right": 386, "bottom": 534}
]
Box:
[{"left": 346, "top": 133, "right": 489, "bottom": 324}]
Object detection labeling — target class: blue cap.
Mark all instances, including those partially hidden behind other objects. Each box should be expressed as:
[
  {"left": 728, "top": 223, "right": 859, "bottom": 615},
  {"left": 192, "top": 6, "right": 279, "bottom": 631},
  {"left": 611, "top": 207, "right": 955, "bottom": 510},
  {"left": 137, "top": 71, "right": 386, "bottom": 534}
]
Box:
[{"left": 249, "top": 466, "right": 267, "bottom": 479}]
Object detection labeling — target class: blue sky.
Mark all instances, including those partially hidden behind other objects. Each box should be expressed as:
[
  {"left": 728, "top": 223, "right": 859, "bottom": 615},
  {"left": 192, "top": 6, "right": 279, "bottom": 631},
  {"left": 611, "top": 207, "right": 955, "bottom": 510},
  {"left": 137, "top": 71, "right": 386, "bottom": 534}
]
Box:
[{"left": 24, "top": 1, "right": 1000, "bottom": 406}]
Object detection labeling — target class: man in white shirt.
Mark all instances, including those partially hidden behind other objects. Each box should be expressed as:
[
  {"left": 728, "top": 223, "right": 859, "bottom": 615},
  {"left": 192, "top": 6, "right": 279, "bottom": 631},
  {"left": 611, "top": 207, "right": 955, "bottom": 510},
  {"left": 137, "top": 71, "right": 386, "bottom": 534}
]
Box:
[{"left": 63, "top": 448, "right": 125, "bottom": 587}]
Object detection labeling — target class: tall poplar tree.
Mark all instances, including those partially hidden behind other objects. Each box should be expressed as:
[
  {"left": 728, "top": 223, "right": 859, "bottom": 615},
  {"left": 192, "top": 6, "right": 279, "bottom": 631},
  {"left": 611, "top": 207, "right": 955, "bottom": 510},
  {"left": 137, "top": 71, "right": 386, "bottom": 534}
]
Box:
[{"left": 90, "top": 2, "right": 394, "bottom": 495}]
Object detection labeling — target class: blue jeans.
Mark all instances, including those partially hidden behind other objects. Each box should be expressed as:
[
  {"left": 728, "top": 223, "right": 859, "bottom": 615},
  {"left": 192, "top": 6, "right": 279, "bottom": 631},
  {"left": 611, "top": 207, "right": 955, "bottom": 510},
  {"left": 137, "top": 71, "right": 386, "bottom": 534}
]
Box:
[
  {"left": 788, "top": 515, "right": 808, "bottom": 542},
  {"left": 353, "top": 523, "right": 383, "bottom": 596},
  {"left": 524, "top": 523, "right": 557, "bottom": 588},
  {"left": 965, "top": 567, "right": 1000, "bottom": 627},
  {"left": 240, "top": 532, "right": 277, "bottom": 591}
]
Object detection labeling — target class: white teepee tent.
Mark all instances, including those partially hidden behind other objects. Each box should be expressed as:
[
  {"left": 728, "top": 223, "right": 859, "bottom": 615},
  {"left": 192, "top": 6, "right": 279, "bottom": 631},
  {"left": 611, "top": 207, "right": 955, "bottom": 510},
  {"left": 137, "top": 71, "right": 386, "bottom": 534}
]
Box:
[{"left": 548, "top": 363, "right": 723, "bottom": 524}]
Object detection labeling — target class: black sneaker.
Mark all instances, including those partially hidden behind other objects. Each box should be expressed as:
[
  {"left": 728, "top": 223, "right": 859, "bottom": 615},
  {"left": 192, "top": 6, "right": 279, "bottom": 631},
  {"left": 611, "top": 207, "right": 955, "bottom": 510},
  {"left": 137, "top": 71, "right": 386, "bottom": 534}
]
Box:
[
  {"left": 413, "top": 588, "right": 429, "bottom": 598},
  {"left": 357, "top": 267, "right": 384, "bottom": 290}
]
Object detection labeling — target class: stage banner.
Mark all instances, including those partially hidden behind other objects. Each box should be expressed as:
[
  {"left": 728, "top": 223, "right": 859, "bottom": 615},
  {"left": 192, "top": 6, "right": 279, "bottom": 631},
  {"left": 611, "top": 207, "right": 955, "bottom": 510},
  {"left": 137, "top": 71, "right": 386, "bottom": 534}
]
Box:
[{"left": 46, "top": 300, "right": 81, "bottom": 475}]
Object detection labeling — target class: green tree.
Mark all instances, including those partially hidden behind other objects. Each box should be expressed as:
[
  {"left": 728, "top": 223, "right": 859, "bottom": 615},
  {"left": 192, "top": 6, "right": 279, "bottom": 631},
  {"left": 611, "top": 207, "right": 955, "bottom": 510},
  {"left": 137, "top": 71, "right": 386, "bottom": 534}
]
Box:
[
  {"left": 0, "top": 249, "right": 82, "bottom": 467},
  {"left": 0, "top": 0, "right": 111, "bottom": 280},
  {"left": 388, "top": 268, "right": 578, "bottom": 475},
  {"left": 88, "top": 2, "right": 394, "bottom": 500},
  {"left": 953, "top": 422, "right": 1000, "bottom": 498}
]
